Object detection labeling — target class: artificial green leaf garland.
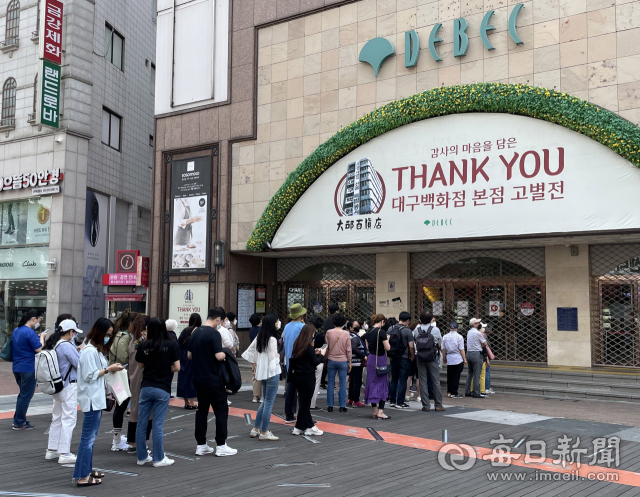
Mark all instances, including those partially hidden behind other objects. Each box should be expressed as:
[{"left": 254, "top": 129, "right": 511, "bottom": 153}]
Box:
[{"left": 247, "top": 82, "right": 640, "bottom": 252}]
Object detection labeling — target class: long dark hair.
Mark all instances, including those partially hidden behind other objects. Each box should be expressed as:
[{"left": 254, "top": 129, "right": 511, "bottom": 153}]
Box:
[
  {"left": 130, "top": 315, "right": 147, "bottom": 341},
  {"left": 140, "top": 317, "right": 171, "bottom": 355},
  {"left": 256, "top": 313, "right": 279, "bottom": 353},
  {"left": 188, "top": 313, "right": 202, "bottom": 328},
  {"left": 86, "top": 317, "right": 114, "bottom": 354},
  {"left": 113, "top": 311, "right": 138, "bottom": 333},
  {"left": 292, "top": 324, "right": 316, "bottom": 358}
]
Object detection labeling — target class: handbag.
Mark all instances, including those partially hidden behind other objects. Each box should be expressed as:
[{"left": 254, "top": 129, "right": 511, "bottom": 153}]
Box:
[
  {"left": 0, "top": 337, "right": 12, "bottom": 362},
  {"left": 375, "top": 328, "right": 389, "bottom": 376},
  {"left": 106, "top": 369, "right": 132, "bottom": 405}
]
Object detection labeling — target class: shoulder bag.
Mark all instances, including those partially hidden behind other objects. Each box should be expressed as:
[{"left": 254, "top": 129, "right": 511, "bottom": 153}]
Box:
[
  {"left": 375, "top": 328, "right": 389, "bottom": 376},
  {"left": 324, "top": 329, "right": 344, "bottom": 366}
]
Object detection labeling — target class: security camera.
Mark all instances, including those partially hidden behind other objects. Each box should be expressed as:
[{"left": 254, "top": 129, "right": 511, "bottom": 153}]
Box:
[{"left": 54, "top": 136, "right": 63, "bottom": 144}]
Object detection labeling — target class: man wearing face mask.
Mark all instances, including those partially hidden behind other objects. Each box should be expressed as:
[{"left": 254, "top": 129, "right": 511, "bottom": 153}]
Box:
[
  {"left": 225, "top": 312, "right": 240, "bottom": 354},
  {"left": 413, "top": 312, "right": 444, "bottom": 412}
]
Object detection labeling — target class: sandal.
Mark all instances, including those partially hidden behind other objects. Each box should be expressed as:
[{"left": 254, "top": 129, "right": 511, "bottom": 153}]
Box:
[
  {"left": 376, "top": 415, "right": 391, "bottom": 420},
  {"left": 77, "top": 476, "right": 102, "bottom": 487},
  {"left": 91, "top": 471, "right": 105, "bottom": 478}
]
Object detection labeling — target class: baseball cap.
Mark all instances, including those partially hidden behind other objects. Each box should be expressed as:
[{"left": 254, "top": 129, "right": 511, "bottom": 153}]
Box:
[
  {"left": 59, "top": 319, "right": 81, "bottom": 334},
  {"left": 449, "top": 321, "right": 459, "bottom": 330},
  {"left": 469, "top": 318, "right": 482, "bottom": 326},
  {"left": 481, "top": 322, "right": 488, "bottom": 328}
]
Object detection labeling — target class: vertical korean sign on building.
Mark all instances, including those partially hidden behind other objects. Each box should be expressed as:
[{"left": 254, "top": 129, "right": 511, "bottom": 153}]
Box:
[{"left": 36, "top": 0, "right": 63, "bottom": 129}]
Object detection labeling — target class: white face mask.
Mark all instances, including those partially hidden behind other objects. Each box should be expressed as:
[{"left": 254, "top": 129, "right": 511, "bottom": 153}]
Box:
[
  {"left": 35, "top": 322, "right": 40, "bottom": 329},
  {"left": 216, "top": 323, "right": 221, "bottom": 330},
  {"left": 275, "top": 320, "right": 281, "bottom": 330},
  {"left": 224, "top": 320, "right": 230, "bottom": 328},
  {"left": 364, "top": 323, "right": 369, "bottom": 330},
  {"left": 432, "top": 321, "right": 436, "bottom": 328},
  {"left": 233, "top": 319, "right": 237, "bottom": 325}
]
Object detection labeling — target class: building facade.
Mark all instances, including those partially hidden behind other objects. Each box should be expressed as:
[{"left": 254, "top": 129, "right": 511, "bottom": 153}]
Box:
[
  {"left": 152, "top": 0, "right": 640, "bottom": 368},
  {"left": 0, "top": 0, "right": 156, "bottom": 342}
]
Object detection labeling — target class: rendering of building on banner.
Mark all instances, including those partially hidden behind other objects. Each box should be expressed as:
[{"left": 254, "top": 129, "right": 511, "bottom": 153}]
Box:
[
  {"left": 0, "top": 0, "right": 156, "bottom": 344},
  {"left": 149, "top": 0, "right": 640, "bottom": 375}
]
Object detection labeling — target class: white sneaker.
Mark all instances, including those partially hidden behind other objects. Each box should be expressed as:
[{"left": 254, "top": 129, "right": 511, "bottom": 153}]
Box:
[
  {"left": 417, "top": 397, "right": 421, "bottom": 402},
  {"left": 195, "top": 444, "right": 214, "bottom": 456},
  {"left": 153, "top": 456, "right": 175, "bottom": 467},
  {"left": 487, "top": 388, "right": 496, "bottom": 394},
  {"left": 291, "top": 427, "right": 304, "bottom": 436},
  {"left": 260, "top": 398, "right": 263, "bottom": 403},
  {"left": 45, "top": 450, "right": 60, "bottom": 460},
  {"left": 252, "top": 396, "right": 259, "bottom": 403},
  {"left": 215, "top": 444, "right": 237, "bottom": 457},
  {"left": 304, "top": 426, "right": 323, "bottom": 436},
  {"left": 250, "top": 428, "right": 260, "bottom": 438},
  {"left": 111, "top": 438, "right": 131, "bottom": 452},
  {"left": 58, "top": 453, "right": 77, "bottom": 464},
  {"left": 259, "top": 431, "right": 279, "bottom": 441},
  {"left": 227, "top": 400, "right": 232, "bottom": 406},
  {"left": 137, "top": 455, "right": 153, "bottom": 465}
]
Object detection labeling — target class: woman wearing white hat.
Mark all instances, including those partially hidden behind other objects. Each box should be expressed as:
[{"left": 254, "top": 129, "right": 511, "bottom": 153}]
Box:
[{"left": 44, "top": 319, "right": 81, "bottom": 464}]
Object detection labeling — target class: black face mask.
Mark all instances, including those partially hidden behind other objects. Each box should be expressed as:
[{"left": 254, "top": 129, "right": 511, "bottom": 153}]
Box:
[{"left": 353, "top": 326, "right": 361, "bottom": 333}]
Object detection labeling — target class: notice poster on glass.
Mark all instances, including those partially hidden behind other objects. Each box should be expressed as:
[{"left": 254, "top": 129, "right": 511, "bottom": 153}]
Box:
[
  {"left": 170, "top": 157, "right": 212, "bottom": 273},
  {"left": 432, "top": 301, "right": 444, "bottom": 316},
  {"left": 169, "top": 282, "right": 210, "bottom": 332},
  {"left": 489, "top": 300, "right": 501, "bottom": 316},
  {"left": 82, "top": 191, "right": 109, "bottom": 332},
  {"left": 237, "top": 284, "right": 256, "bottom": 330},
  {"left": 457, "top": 301, "right": 469, "bottom": 316},
  {"left": 26, "top": 197, "right": 52, "bottom": 244}
]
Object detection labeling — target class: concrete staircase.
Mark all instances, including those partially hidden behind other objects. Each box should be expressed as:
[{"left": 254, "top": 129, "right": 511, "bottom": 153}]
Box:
[{"left": 438, "top": 365, "right": 640, "bottom": 403}]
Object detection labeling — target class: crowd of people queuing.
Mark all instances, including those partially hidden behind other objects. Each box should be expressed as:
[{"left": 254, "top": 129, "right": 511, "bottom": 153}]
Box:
[{"left": 5, "top": 302, "right": 496, "bottom": 487}]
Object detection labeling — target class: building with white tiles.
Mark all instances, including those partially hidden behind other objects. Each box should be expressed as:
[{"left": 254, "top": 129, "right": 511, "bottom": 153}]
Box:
[
  {"left": 0, "top": 0, "right": 156, "bottom": 340},
  {"left": 151, "top": 0, "right": 640, "bottom": 370}
]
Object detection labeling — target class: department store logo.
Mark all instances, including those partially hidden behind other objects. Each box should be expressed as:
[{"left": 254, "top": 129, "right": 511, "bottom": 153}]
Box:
[
  {"left": 359, "top": 3, "right": 525, "bottom": 76},
  {"left": 334, "top": 158, "right": 386, "bottom": 217},
  {"left": 184, "top": 289, "right": 194, "bottom": 303}
]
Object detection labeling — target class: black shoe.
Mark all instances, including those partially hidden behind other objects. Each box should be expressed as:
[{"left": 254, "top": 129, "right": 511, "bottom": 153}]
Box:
[
  {"left": 285, "top": 417, "right": 296, "bottom": 424},
  {"left": 464, "top": 393, "right": 472, "bottom": 397},
  {"left": 339, "top": 407, "right": 348, "bottom": 413},
  {"left": 327, "top": 406, "right": 333, "bottom": 412},
  {"left": 310, "top": 407, "right": 321, "bottom": 411},
  {"left": 320, "top": 384, "right": 327, "bottom": 389},
  {"left": 471, "top": 394, "right": 484, "bottom": 399}
]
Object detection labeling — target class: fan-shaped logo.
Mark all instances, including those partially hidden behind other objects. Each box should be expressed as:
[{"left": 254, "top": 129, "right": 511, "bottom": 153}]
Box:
[
  {"left": 184, "top": 289, "right": 194, "bottom": 303},
  {"left": 334, "top": 158, "right": 386, "bottom": 217},
  {"left": 359, "top": 37, "right": 395, "bottom": 77}
]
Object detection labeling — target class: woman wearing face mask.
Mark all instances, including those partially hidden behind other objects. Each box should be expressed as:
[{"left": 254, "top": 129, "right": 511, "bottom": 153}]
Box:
[
  {"left": 347, "top": 319, "right": 366, "bottom": 408},
  {"left": 242, "top": 313, "right": 281, "bottom": 441},
  {"left": 364, "top": 314, "right": 391, "bottom": 419},
  {"left": 44, "top": 319, "right": 81, "bottom": 464},
  {"left": 225, "top": 312, "right": 240, "bottom": 356}
]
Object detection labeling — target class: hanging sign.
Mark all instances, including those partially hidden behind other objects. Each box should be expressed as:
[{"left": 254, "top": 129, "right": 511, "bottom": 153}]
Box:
[
  {"left": 36, "top": 59, "right": 61, "bottom": 129},
  {"left": 38, "top": 0, "right": 64, "bottom": 65}
]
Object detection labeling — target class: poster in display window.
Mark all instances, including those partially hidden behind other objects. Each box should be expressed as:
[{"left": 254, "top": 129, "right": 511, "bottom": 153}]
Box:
[
  {"left": 0, "top": 197, "right": 52, "bottom": 246},
  {"left": 170, "top": 157, "right": 212, "bottom": 273}
]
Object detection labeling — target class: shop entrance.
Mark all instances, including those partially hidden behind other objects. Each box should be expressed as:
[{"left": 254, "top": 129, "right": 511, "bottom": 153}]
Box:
[
  {"left": 412, "top": 249, "right": 547, "bottom": 363},
  {"left": 276, "top": 255, "right": 376, "bottom": 324},
  {"left": 591, "top": 244, "right": 640, "bottom": 367}
]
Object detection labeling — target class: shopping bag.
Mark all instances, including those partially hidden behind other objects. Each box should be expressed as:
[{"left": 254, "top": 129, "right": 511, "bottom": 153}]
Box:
[
  {"left": 0, "top": 338, "right": 12, "bottom": 362},
  {"left": 106, "top": 369, "right": 131, "bottom": 405}
]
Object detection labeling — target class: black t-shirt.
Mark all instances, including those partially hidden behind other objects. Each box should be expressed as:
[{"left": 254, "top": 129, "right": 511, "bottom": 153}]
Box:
[
  {"left": 135, "top": 339, "right": 180, "bottom": 394},
  {"left": 288, "top": 344, "right": 323, "bottom": 377},
  {"left": 188, "top": 326, "right": 224, "bottom": 387},
  {"left": 323, "top": 316, "right": 334, "bottom": 335},
  {"left": 365, "top": 328, "right": 388, "bottom": 356}
]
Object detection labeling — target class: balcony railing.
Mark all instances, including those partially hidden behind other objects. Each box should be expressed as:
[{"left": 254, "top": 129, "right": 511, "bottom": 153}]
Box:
[{"left": 0, "top": 38, "right": 19, "bottom": 53}]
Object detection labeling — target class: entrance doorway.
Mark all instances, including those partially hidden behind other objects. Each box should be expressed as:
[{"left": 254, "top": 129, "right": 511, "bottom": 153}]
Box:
[
  {"left": 276, "top": 256, "right": 376, "bottom": 324},
  {"left": 412, "top": 249, "right": 547, "bottom": 363}
]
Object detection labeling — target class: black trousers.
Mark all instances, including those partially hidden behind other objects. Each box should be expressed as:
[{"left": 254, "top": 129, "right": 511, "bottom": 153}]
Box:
[
  {"left": 284, "top": 380, "right": 298, "bottom": 418},
  {"left": 447, "top": 363, "right": 465, "bottom": 396},
  {"left": 127, "top": 420, "right": 152, "bottom": 442},
  {"left": 321, "top": 364, "right": 328, "bottom": 386},
  {"left": 194, "top": 382, "right": 228, "bottom": 446},
  {"left": 292, "top": 374, "right": 315, "bottom": 431},
  {"left": 348, "top": 365, "right": 363, "bottom": 402},
  {"left": 113, "top": 397, "right": 130, "bottom": 429}
]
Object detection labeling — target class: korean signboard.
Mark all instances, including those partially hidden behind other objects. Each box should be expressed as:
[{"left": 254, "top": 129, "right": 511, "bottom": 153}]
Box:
[
  {"left": 38, "top": 0, "right": 64, "bottom": 65},
  {"left": 169, "top": 282, "right": 210, "bottom": 331},
  {"left": 170, "top": 157, "right": 212, "bottom": 274},
  {"left": 36, "top": 59, "right": 61, "bottom": 129},
  {"left": 271, "top": 113, "right": 640, "bottom": 250}
]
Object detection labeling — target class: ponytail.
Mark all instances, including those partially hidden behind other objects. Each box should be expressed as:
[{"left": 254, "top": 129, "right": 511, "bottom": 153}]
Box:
[{"left": 45, "top": 327, "right": 64, "bottom": 350}]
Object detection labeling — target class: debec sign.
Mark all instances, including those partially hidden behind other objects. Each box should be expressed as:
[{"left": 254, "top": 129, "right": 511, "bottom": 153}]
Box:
[{"left": 359, "top": 4, "right": 525, "bottom": 76}]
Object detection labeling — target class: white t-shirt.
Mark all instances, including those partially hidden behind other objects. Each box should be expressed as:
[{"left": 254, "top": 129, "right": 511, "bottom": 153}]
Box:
[
  {"left": 218, "top": 326, "right": 234, "bottom": 349},
  {"left": 466, "top": 328, "right": 486, "bottom": 352},
  {"left": 442, "top": 331, "right": 465, "bottom": 365}
]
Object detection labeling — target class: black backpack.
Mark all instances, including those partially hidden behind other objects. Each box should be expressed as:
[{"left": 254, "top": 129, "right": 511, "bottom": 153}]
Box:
[
  {"left": 387, "top": 325, "right": 407, "bottom": 360},
  {"left": 415, "top": 325, "right": 436, "bottom": 363}
]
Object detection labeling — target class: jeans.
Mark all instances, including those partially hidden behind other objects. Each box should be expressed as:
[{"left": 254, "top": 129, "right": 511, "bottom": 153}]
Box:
[
  {"left": 464, "top": 351, "right": 483, "bottom": 396},
  {"left": 485, "top": 364, "right": 491, "bottom": 390},
  {"left": 388, "top": 357, "right": 412, "bottom": 405},
  {"left": 446, "top": 362, "right": 465, "bottom": 396},
  {"left": 48, "top": 383, "right": 78, "bottom": 454},
  {"left": 348, "top": 365, "right": 363, "bottom": 402},
  {"left": 417, "top": 360, "right": 443, "bottom": 408},
  {"left": 136, "top": 387, "right": 170, "bottom": 462},
  {"left": 293, "top": 374, "right": 316, "bottom": 430},
  {"left": 13, "top": 372, "right": 36, "bottom": 427},
  {"left": 254, "top": 375, "right": 279, "bottom": 432},
  {"left": 73, "top": 409, "right": 102, "bottom": 480},
  {"left": 194, "top": 382, "right": 228, "bottom": 446},
  {"left": 327, "top": 360, "right": 348, "bottom": 408}
]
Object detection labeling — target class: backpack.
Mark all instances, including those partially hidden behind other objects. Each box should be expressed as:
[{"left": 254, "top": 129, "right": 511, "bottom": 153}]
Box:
[
  {"left": 387, "top": 325, "right": 407, "bottom": 360},
  {"left": 415, "top": 325, "right": 436, "bottom": 363},
  {"left": 35, "top": 341, "right": 72, "bottom": 395}
]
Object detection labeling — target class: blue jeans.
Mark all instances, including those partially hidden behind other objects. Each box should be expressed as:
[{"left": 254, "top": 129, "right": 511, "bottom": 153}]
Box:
[
  {"left": 327, "top": 360, "right": 348, "bottom": 408},
  {"left": 137, "top": 387, "right": 170, "bottom": 462},
  {"left": 254, "top": 374, "right": 279, "bottom": 432},
  {"left": 389, "top": 357, "right": 412, "bottom": 405},
  {"left": 485, "top": 364, "right": 491, "bottom": 390},
  {"left": 73, "top": 409, "right": 102, "bottom": 480},
  {"left": 13, "top": 372, "right": 36, "bottom": 427}
]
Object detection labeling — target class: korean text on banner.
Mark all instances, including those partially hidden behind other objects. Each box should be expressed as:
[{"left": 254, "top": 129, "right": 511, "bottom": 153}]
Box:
[
  {"left": 39, "top": 0, "right": 64, "bottom": 65},
  {"left": 37, "top": 59, "right": 61, "bottom": 129}
]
